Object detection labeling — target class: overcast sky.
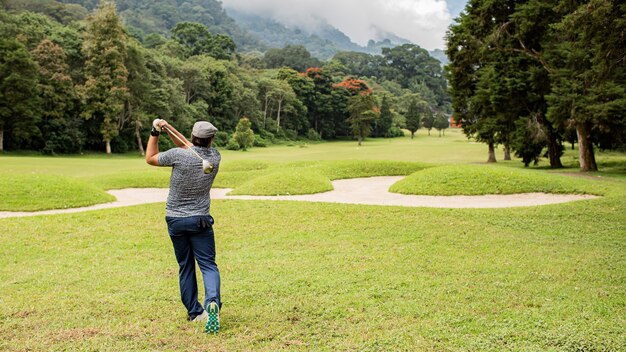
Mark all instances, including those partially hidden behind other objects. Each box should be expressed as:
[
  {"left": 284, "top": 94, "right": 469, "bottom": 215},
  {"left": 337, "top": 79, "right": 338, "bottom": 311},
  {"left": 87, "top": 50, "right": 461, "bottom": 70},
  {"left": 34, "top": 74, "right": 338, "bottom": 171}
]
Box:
[{"left": 221, "top": 0, "right": 468, "bottom": 50}]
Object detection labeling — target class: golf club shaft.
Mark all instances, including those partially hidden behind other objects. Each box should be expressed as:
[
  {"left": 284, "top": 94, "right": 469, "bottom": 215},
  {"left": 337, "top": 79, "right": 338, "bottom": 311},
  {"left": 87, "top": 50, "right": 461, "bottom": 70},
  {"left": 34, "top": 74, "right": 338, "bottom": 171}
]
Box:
[{"left": 161, "top": 125, "right": 203, "bottom": 161}]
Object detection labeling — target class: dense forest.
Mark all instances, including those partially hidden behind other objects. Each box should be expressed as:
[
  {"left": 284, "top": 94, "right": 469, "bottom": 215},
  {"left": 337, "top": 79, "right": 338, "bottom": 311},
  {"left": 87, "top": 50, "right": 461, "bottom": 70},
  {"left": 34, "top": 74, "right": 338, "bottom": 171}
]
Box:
[
  {"left": 0, "top": 0, "right": 449, "bottom": 154},
  {"left": 446, "top": 0, "right": 625, "bottom": 171}
]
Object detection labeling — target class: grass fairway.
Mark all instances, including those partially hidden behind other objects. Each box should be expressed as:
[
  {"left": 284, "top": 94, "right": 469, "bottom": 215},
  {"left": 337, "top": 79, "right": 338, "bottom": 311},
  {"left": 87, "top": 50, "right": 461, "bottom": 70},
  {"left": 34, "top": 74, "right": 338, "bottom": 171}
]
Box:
[
  {"left": 1, "top": 194, "right": 625, "bottom": 351},
  {"left": 1, "top": 133, "right": 625, "bottom": 350}
]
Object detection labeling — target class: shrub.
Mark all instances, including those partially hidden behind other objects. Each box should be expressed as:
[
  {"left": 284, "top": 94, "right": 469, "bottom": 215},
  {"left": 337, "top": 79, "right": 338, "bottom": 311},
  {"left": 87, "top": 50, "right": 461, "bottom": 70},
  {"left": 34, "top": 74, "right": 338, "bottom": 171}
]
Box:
[
  {"left": 306, "top": 128, "right": 321, "bottom": 141},
  {"left": 233, "top": 118, "right": 255, "bottom": 150},
  {"left": 284, "top": 129, "right": 298, "bottom": 140},
  {"left": 213, "top": 131, "right": 229, "bottom": 147},
  {"left": 225, "top": 138, "right": 240, "bottom": 150},
  {"left": 387, "top": 126, "right": 405, "bottom": 138},
  {"left": 253, "top": 137, "right": 268, "bottom": 147}
]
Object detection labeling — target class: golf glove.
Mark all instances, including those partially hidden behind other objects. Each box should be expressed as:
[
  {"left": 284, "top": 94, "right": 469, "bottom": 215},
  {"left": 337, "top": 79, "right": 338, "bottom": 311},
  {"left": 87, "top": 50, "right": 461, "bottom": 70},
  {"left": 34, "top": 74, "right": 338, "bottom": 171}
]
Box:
[{"left": 152, "top": 119, "right": 163, "bottom": 132}]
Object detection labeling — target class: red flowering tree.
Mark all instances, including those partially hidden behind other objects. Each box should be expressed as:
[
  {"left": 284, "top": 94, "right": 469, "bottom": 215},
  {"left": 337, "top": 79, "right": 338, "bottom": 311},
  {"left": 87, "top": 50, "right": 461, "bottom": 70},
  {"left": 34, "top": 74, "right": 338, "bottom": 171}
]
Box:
[{"left": 333, "top": 77, "right": 373, "bottom": 96}]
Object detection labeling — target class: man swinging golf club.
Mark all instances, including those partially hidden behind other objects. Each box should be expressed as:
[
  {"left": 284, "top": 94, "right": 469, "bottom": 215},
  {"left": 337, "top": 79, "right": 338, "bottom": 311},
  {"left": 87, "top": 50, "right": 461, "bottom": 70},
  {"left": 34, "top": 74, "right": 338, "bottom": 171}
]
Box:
[{"left": 145, "top": 119, "right": 222, "bottom": 334}]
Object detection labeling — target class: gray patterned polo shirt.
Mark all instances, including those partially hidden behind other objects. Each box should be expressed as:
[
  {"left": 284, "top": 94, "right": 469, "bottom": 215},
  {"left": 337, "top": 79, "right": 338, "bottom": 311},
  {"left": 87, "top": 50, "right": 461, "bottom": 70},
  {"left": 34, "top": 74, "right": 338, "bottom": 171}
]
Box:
[{"left": 158, "top": 146, "right": 221, "bottom": 217}]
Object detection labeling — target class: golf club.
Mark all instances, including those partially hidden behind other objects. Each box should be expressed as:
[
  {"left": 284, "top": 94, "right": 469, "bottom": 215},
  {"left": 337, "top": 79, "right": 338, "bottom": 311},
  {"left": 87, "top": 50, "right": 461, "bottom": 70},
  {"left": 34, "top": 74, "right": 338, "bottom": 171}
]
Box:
[{"left": 160, "top": 123, "right": 214, "bottom": 174}]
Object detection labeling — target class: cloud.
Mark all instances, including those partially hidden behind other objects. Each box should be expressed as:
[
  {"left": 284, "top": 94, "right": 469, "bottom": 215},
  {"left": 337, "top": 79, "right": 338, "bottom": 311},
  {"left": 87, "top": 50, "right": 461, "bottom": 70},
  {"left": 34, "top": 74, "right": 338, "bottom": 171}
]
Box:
[{"left": 221, "top": 0, "right": 456, "bottom": 50}]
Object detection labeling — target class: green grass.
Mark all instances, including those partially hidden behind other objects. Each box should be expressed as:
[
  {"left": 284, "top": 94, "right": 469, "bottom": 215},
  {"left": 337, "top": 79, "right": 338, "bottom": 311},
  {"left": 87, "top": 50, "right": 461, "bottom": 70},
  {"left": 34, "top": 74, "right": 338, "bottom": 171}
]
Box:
[
  {"left": 390, "top": 164, "right": 605, "bottom": 196},
  {"left": 229, "top": 170, "right": 333, "bottom": 195},
  {"left": 225, "top": 160, "right": 429, "bottom": 195},
  {"left": 0, "top": 174, "right": 115, "bottom": 211},
  {"left": 1, "top": 190, "right": 625, "bottom": 350},
  {"left": 0, "top": 133, "right": 625, "bottom": 350},
  {"left": 0, "top": 132, "right": 623, "bottom": 207}
]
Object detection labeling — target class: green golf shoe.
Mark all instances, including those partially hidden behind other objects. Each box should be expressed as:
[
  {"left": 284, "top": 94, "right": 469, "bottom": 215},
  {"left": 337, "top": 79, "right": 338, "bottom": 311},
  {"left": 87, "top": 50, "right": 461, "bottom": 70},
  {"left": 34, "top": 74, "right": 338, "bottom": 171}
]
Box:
[{"left": 205, "top": 301, "right": 220, "bottom": 334}]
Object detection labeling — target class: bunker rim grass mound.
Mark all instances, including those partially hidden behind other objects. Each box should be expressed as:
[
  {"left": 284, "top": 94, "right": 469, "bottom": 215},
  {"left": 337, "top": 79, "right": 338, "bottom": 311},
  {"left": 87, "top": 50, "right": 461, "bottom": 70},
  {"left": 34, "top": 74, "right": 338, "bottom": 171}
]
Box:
[
  {"left": 389, "top": 164, "right": 606, "bottom": 196},
  {"left": 0, "top": 174, "right": 115, "bottom": 212},
  {"left": 228, "top": 170, "right": 333, "bottom": 196}
]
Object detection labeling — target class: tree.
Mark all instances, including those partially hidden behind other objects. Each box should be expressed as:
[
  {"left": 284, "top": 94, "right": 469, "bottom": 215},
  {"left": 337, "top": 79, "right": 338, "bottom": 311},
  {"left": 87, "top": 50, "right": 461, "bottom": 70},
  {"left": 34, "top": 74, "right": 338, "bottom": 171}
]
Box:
[
  {"left": 122, "top": 42, "right": 153, "bottom": 156},
  {"left": 381, "top": 44, "right": 448, "bottom": 108},
  {"left": 405, "top": 99, "right": 421, "bottom": 139},
  {"left": 233, "top": 117, "right": 254, "bottom": 150},
  {"left": 171, "top": 22, "right": 236, "bottom": 60},
  {"left": 79, "top": 1, "right": 129, "bottom": 154},
  {"left": 422, "top": 110, "right": 434, "bottom": 136},
  {"left": 373, "top": 95, "right": 393, "bottom": 137},
  {"left": 0, "top": 38, "right": 40, "bottom": 151},
  {"left": 434, "top": 112, "right": 449, "bottom": 137},
  {"left": 446, "top": 0, "right": 509, "bottom": 163},
  {"left": 263, "top": 45, "right": 320, "bottom": 72},
  {"left": 545, "top": 0, "right": 626, "bottom": 171},
  {"left": 346, "top": 93, "right": 379, "bottom": 146},
  {"left": 31, "top": 38, "right": 82, "bottom": 154}
]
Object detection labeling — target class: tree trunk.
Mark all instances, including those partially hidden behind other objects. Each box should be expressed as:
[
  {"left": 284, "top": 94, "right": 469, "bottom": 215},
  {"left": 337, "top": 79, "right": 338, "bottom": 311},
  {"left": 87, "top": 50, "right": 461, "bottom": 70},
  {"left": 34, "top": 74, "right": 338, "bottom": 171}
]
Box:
[
  {"left": 0, "top": 128, "right": 3, "bottom": 152},
  {"left": 357, "top": 135, "right": 362, "bottom": 146},
  {"left": 263, "top": 95, "right": 269, "bottom": 128},
  {"left": 547, "top": 133, "right": 564, "bottom": 168},
  {"left": 276, "top": 98, "right": 282, "bottom": 133},
  {"left": 135, "top": 124, "right": 145, "bottom": 156},
  {"left": 105, "top": 140, "right": 111, "bottom": 154},
  {"left": 504, "top": 144, "right": 511, "bottom": 160},
  {"left": 438, "top": 130, "right": 442, "bottom": 137},
  {"left": 575, "top": 122, "right": 598, "bottom": 171},
  {"left": 428, "top": 128, "right": 431, "bottom": 136},
  {"left": 539, "top": 113, "right": 563, "bottom": 168},
  {"left": 411, "top": 131, "right": 415, "bottom": 139},
  {"left": 487, "top": 143, "right": 497, "bottom": 163}
]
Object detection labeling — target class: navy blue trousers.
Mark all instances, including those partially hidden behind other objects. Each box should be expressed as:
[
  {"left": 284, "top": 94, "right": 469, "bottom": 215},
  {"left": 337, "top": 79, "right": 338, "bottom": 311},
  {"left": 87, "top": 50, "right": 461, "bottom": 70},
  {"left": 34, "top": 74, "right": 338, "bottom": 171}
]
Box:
[{"left": 166, "top": 215, "right": 221, "bottom": 318}]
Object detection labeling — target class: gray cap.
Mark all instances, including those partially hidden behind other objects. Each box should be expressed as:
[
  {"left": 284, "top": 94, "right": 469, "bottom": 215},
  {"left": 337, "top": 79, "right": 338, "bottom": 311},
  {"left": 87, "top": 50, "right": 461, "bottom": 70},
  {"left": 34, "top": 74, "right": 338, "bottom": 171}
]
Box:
[{"left": 192, "top": 121, "right": 218, "bottom": 138}]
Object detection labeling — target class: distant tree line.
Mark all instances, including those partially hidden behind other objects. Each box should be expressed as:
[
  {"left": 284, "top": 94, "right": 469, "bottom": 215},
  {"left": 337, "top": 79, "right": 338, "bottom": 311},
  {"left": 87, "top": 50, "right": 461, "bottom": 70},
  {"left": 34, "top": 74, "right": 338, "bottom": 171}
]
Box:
[
  {"left": 0, "top": 1, "right": 450, "bottom": 154},
  {"left": 446, "top": 0, "right": 625, "bottom": 171}
]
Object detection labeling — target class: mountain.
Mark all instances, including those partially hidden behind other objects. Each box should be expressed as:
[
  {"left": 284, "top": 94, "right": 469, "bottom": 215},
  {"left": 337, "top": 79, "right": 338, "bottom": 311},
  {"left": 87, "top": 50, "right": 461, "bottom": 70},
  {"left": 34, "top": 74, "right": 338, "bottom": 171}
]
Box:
[
  {"left": 23, "top": 0, "right": 449, "bottom": 64},
  {"left": 226, "top": 7, "right": 439, "bottom": 61},
  {"left": 428, "top": 49, "right": 449, "bottom": 66}
]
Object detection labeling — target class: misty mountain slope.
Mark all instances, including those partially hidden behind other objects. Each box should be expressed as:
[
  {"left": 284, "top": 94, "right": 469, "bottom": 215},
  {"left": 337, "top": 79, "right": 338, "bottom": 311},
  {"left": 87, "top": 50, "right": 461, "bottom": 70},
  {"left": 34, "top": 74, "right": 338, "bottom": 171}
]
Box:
[
  {"left": 34, "top": 0, "right": 449, "bottom": 63},
  {"left": 226, "top": 7, "right": 430, "bottom": 61},
  {"left": 226, "top": 8, "right": 350, "bottom": 60}
]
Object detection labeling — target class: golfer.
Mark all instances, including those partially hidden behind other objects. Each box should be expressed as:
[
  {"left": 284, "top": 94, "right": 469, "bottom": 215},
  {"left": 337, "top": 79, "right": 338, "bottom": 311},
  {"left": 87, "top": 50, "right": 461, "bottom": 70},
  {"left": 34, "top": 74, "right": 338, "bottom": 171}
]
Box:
[{"left": 145, "top": 119, "right": 222, "bottom": 334}]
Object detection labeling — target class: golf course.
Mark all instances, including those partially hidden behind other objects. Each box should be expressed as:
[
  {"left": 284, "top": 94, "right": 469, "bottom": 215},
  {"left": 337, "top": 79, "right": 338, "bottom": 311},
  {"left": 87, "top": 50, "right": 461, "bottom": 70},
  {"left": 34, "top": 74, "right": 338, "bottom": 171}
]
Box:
[{"left": 1, "top": 129, "right": 625, "bottom": 351}]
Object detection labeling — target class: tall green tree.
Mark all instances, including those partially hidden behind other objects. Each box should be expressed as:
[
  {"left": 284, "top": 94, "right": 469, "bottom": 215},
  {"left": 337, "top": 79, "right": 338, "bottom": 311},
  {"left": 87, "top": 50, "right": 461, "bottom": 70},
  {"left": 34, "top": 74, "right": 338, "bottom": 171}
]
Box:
[
  {"left": 0, "top": 38, "right": 40, "bottom": 151},
  {"left": 434, "top": 112, "right": 449, "bottom": 137},
  {"left": 31, "top": 38, "right": 82, "bottom": 154},
  {"left": 422, "top": 112, "right": 434, "bottom": 136},
  {"left": 346, "top": 93, "right": 378, "bottom": 146},
  {"left": 79, "top": 1, "right": 129, "bottom": 154},
  {"left": 545, "top": 0, "right": 626, "bottom": 171},
  {"left": 373, "top": 95, "right": 393, "bottom": 137},
  {"left": 405, "top": 98, "right": 421, "bottom": 139}
]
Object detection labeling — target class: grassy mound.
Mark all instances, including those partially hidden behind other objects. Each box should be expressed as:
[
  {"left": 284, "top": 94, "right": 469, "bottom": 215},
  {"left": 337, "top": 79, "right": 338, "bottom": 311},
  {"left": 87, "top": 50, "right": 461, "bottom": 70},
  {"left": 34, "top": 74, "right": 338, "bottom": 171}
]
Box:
[
  {"left": 0, "top": 174, "right": 115, "bottom": 211},
  {"left": 218, "top": 160, "right": 270, "bottom": 172},
  {"left": 85, "top": 169, "right": 171, "bottom": 190},
  {"left": 222, "top": 160, "right": 430, "bottom": 194},
  {"left": 301, "top": 160, "right": 430, "bottom": 180},
  {"left": 229, "top": 169, "right": 333, "bottom": 195},
  {"left": 390, "top": 164, "right": 600, "bottom": 196},
  {"left": 213, "top": 169, "right": 273, "bottom": 188}
]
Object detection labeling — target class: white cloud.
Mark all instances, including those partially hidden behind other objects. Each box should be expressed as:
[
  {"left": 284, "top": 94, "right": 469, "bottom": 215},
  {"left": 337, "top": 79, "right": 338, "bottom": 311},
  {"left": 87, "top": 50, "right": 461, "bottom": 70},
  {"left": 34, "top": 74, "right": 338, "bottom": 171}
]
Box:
[{"left": 221, "top": 0, "right": 454, "bottom": 50}]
